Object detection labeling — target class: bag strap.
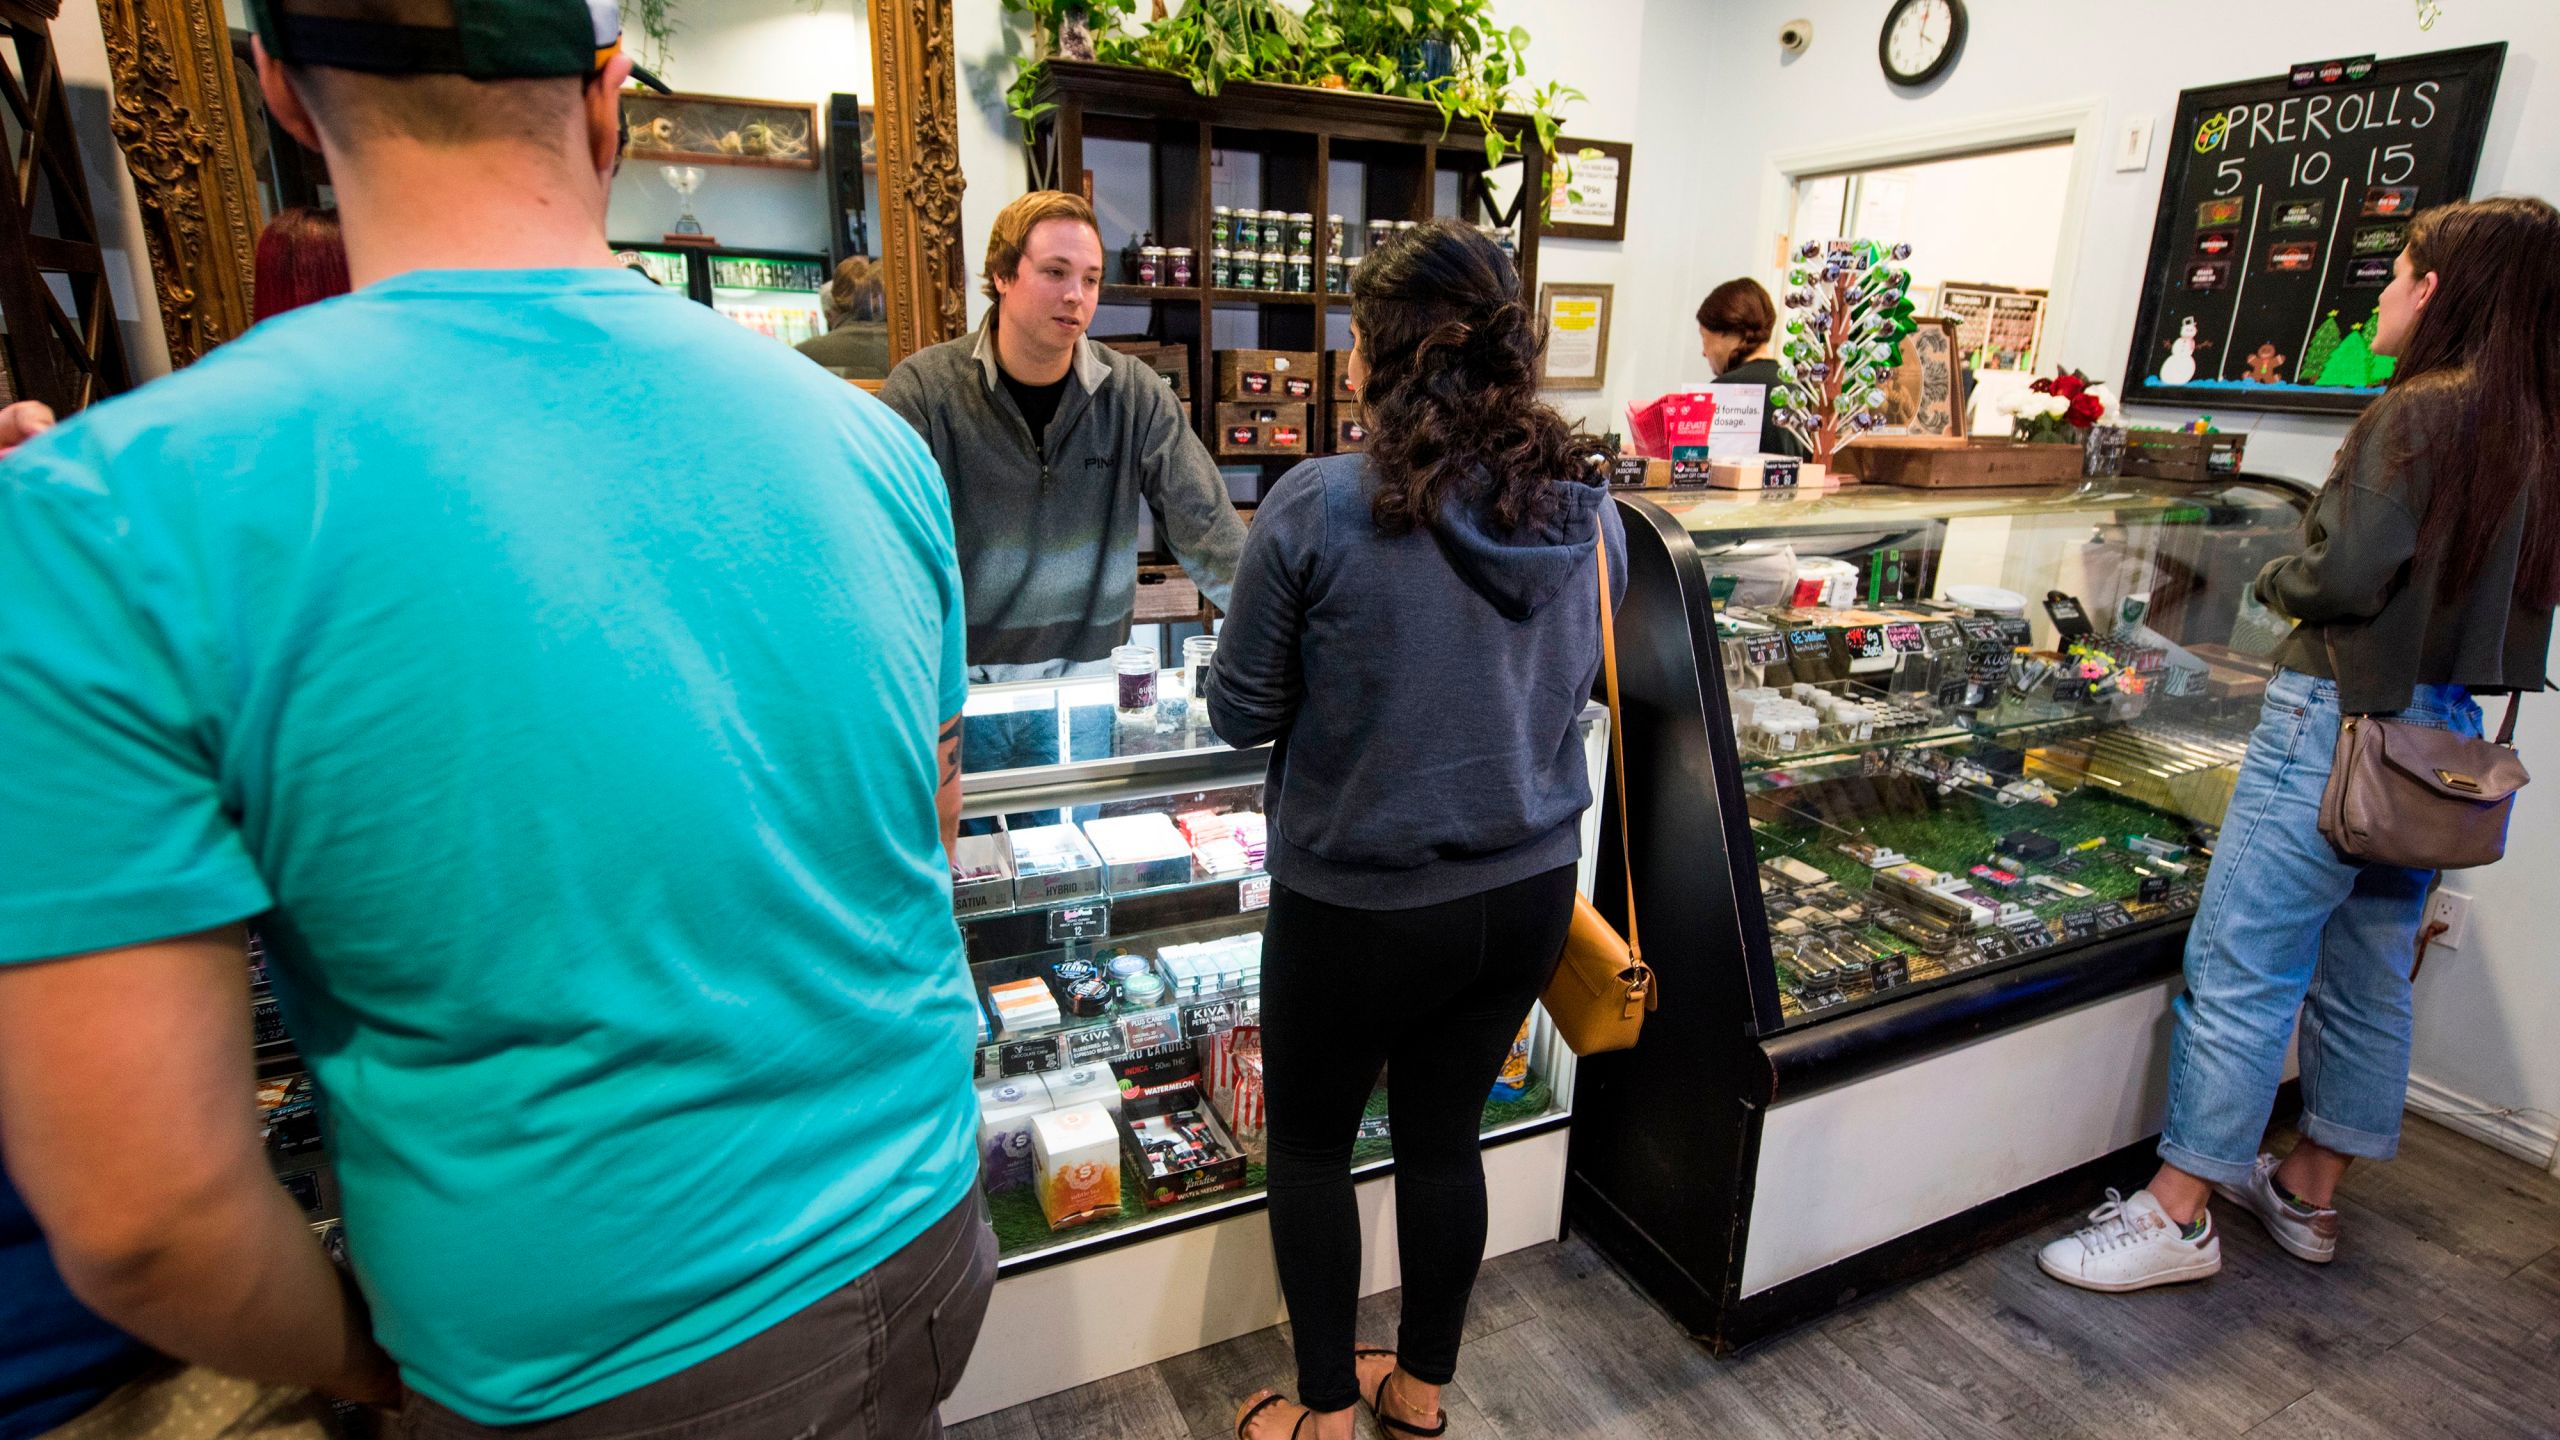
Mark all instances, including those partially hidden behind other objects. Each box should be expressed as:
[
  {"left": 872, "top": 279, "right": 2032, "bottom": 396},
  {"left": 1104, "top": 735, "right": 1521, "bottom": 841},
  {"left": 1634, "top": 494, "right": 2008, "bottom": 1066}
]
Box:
[
  {"left": 2323, "top": 629, "right": 2526, "bottom": 744},
  {"left": 1597, "top": 523, "right": 1641, "bottom": 963}
]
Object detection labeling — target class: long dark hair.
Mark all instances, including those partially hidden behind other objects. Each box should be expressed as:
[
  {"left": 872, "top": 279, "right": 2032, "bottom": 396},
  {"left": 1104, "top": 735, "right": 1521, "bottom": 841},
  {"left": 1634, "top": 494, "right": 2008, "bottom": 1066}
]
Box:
[
  {"left": 1352, "top": 220, "right": 1590, "bottom": 535},
  {"left": 2340, "top": 195, "right": 2560, "bottom": 604}
]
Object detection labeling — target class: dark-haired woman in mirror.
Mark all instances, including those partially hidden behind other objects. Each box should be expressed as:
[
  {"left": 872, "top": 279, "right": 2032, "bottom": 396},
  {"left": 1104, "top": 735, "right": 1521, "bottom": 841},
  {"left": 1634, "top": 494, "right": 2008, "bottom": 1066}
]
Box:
[{"left": 1209, "top": 219, "right": 1624, "bottom": 1440}]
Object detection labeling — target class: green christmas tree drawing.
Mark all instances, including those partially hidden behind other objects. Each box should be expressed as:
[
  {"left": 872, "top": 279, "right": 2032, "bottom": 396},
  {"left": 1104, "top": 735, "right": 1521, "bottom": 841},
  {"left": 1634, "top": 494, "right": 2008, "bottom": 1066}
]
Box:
[
  {"left": 2300, "top": 310, "right": 2343, "bottom": 383},
  {"left": 2369, "top": 344, "right": 2398, "bottom": 384},
  {"left": 2317, "top": 322, "right": 2373, "bottom": 387}
]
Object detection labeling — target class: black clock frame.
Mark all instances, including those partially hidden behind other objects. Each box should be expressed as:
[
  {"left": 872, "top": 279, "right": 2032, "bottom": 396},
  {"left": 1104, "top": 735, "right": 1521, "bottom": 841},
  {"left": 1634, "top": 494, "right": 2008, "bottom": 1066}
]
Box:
[{"left": 1879, "top": 0, "right": 1967, "bottom": 88}]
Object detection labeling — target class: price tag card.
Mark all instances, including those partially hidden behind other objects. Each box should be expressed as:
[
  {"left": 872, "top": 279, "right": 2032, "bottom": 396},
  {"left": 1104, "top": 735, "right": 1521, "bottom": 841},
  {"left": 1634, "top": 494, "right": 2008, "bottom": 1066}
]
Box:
[
  {"left": 1355, "top": 1115, "right": 1392, "bottom": 1140},
  {"left": 1839, "top": 626, "right": 1889, "bottom": 661},
  {"left": 1047, "top": 903, "right": 1110, "bottom": 944},
  {"left": 999, "top": 1037, "right": 1063, "bottom": 1076},
  {"left": 1884, "top": 622, "right": 1926, "bottom": 654},
  {"left": 1973, "top": 934, "right": 2018, "bottom": 966},
  {"left": 1181, "top": 999, "right": 1239, "bottom": 1039},
  {"left": 1239, "top": 876, "right": 1272, "bottom": 913},
  {"left": 1065, "top": 1024, "right": 1128, "bottom": 1066},
  {"left": 2094, "top": 903, "right": 2134, "bottom": 932},
  {"left": 1744, "top": 634, "right": 1790, "bottom": 669},
  {"left": 2062, "top": 909, "right": 2102, "bottom": 941}
]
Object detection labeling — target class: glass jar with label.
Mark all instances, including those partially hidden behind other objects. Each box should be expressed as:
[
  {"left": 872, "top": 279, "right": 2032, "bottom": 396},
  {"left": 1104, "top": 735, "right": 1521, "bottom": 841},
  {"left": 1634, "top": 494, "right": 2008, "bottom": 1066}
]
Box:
[
  {"left": 1324, "top": 252, "right": 1347, "bottom": 294},
  {"left": 1113, "top": 644, "right": 1157, "bottom": 720},
  {"left": 1137, "top": 245, "right": 1166, "bottom": 287},
  {"left": 1366, "top": 218, "right": 1395, "bottom": 255},
  {"left": 1262, "top": 211, "right": 1289, "bottom": 251},
  {"left": 1167, "top": 247, "right": 1194, "bottom": 288},
  {"left": 1228, "top": 249, "right": 1256, "bottom": 290},
  {"left": 1212, "top": 205, "right": 1236, "bottom": 248},
  {"left": 1289, "top": 212, "right": 1315, "bottom": 251},
  {"left": 1259, "top": 250, "right": 1284, "bottom": 291},
  {"left": 1286, "top": 250, "right": 1314, "bottom": 294},
  {"left": 1325, "top": 214, "right": 1346, "bottom": 257},
  {"left": 1210, "top": 248, "right": 1234, "bottom": 289}
]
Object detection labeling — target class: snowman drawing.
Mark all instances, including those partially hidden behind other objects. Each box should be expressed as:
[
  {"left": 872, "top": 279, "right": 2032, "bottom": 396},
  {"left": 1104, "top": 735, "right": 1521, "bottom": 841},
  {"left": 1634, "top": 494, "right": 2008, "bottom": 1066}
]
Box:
[{"left": 2159, "top": 316, "right": 2211, "bottom": 385}]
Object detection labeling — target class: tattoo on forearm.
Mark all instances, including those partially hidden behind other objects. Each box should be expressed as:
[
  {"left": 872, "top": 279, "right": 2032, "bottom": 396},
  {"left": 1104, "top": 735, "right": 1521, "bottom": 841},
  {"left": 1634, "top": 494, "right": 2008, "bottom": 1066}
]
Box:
[{"left": 940, "top": 718, "right": 962, "bottom": 787}]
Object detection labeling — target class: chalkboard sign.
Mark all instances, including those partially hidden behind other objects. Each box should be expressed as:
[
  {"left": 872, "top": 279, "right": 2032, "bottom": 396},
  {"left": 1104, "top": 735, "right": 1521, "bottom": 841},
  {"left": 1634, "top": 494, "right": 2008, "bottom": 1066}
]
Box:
[{"left": 2122, "top": 44, "right": 2504, "bottom": 416}]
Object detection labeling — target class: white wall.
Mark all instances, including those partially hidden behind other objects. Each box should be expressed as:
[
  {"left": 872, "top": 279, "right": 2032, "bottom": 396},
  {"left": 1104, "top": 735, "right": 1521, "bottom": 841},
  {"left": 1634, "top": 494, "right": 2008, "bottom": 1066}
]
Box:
[
  {"left": 603, "top": 0, "right": 871, "bottom": 254},
  {"left": 1835, "top": 143, "right": 2078, "bottom": 299},
  {"left": 1624, "top": 0, "right": 2560, "bottom": 488}
]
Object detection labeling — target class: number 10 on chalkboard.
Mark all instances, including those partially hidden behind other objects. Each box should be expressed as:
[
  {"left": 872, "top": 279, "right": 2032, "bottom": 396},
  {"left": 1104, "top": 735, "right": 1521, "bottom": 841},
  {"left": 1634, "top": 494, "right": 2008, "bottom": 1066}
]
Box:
[{"left": 2124, "top": 43, "right": 2504, "bottom": 416}]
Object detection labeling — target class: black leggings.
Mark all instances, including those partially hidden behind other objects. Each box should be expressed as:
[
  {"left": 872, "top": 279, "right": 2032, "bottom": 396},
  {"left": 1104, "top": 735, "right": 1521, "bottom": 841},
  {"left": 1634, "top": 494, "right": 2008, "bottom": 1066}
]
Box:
[{"left": 1258, "top": 863, "right": 1578, "bottom": 1412}]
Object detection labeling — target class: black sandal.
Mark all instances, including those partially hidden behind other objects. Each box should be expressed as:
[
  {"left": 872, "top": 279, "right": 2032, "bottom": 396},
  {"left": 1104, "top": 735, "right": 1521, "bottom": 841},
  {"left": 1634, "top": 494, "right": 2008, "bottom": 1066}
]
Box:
[
  {"left": 1355, "top": 1350, "right": 1448, "bottom": 1438},
  {"left": 1234, "top": 1392, "right": 1310, "bottom": 1440}
]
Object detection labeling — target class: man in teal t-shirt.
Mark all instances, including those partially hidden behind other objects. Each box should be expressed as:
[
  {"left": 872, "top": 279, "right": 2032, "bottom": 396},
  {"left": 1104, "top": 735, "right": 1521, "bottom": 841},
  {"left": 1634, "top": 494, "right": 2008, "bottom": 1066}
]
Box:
[{"left": 0, "top": 2, "right": 991, "bottom": 1433}]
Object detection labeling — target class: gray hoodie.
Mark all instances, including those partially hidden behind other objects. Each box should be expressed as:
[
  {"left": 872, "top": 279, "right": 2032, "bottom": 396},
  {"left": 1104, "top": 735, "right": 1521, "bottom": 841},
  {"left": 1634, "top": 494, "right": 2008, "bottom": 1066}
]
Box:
[
  {"left": 880, "top": 320, "right": 1246, "bottom": 668},
  {"left": 1208, "top": 453, "right": 1625, "bottom": 909}
]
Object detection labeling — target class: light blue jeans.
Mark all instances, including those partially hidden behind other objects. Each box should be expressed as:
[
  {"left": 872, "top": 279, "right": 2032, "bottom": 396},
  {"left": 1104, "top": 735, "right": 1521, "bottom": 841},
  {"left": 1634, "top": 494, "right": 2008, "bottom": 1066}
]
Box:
[{"left": 2159, "top": 667, "right": 2482, "bottom": 1187}]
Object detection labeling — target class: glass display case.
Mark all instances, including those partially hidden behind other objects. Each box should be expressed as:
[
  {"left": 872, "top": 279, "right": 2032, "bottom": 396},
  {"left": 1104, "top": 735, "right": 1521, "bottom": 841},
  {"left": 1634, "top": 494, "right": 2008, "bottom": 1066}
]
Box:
[
  {"left": 955, "top": 670, "right": 1606, "bottom": 1272},
  {"left": 1564, "top": 474, "right": 2314, "bottom": 1351}
]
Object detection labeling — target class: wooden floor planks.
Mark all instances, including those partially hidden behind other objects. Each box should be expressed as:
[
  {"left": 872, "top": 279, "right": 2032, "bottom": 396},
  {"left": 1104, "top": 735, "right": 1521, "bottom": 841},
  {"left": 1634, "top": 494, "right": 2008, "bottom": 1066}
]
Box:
[{"left": 958, "top": 1118, "right": 2560, "bottom": 1440}]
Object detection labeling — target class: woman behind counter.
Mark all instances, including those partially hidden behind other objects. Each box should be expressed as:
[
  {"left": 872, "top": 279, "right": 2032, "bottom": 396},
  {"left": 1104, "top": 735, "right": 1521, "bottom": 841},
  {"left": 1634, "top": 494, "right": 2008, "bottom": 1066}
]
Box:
[
  {"left": 1696, "top": 276, "right": 1809, "bottom": 459},
  {"left": 2038, "top": 195, "right": 2559, "bottom": 1295},
  {"left": 1209, "top": 219, "right": 1622, "bottom": 1440}
]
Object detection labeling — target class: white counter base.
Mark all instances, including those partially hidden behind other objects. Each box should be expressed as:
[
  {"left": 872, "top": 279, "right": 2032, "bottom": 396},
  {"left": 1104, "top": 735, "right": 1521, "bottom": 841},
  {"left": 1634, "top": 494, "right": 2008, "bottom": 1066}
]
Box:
[
  {"left": 943, "top": 1126, "right": 1569, "bottom": 1422},
  {"left": 1741, "top": 978, "right": 2181, "bottom": 1296}
]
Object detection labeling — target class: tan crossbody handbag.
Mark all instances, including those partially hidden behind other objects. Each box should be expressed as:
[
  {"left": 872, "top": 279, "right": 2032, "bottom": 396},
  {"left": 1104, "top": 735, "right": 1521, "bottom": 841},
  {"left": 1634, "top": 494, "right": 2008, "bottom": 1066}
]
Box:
[
  {"left": 2317, "top": 637, "right": 2529, "bottom": 870},
  {"left": 1541, "top": 524, "right": 1657, "bottom": 1054}
]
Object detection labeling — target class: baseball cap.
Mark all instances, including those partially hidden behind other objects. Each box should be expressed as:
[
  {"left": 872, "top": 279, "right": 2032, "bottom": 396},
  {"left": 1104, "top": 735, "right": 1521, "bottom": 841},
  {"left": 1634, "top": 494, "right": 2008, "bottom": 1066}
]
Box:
[{"left": 246, "top": 0, "right": 626, "bottom": 81}]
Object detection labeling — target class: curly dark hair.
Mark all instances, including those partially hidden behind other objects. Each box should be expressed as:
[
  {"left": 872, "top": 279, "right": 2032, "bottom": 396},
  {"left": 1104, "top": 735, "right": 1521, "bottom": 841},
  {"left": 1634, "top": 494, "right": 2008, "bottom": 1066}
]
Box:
[{"left": 1351, "top": 219, "right": 1593, "bottom": 536}]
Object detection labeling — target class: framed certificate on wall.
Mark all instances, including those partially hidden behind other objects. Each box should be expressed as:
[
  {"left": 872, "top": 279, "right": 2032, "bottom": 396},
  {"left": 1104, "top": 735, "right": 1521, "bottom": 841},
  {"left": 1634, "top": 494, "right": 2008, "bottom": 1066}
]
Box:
[{"left": 1538, "top": 282, "right": 1613, "bottom": 390}]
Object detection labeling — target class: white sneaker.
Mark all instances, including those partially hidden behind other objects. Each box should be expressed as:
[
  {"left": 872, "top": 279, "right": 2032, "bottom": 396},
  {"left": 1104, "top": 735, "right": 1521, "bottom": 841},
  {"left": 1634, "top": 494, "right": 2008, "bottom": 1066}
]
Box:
[
  {"left": 2036, "top": 1188, "right": 2222, "bottom": 1292},
  {"left": 2212, "top": 1153, "right": 2340, "bottom": 1264}
]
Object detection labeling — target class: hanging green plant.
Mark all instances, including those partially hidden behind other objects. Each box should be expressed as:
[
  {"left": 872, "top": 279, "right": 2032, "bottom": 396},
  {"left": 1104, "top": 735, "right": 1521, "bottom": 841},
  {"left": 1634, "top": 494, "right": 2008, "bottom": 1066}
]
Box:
[{"left": 997, "top": 0, "right": 1579, "bottom": 187}]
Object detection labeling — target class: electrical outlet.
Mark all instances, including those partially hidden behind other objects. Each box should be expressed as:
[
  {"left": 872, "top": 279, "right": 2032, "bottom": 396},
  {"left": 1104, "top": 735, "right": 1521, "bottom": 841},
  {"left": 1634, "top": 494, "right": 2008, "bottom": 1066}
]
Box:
[{"left": 2426, "top": 889, "right": 2470, "bottom": 949}]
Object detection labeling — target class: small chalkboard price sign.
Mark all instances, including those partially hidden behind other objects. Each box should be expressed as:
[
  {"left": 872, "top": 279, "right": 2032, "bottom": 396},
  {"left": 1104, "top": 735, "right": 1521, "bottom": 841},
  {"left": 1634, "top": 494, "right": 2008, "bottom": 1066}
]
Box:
[{"left": 2122, "top": 44, "right": 2504, "bottom": 416}]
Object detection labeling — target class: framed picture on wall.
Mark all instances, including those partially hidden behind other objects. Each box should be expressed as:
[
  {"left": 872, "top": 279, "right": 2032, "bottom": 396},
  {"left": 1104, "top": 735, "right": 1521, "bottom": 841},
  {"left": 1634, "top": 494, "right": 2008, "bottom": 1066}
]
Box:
[
  {"left": 1542, "top": 138, "right": 1633, "bottom": 243},
  {"left": 621, "top": 90, "right": 820, "bottom": 171},
  {"left": 1880, "top": 317, "right": 1965, "bottom": 437},
  {"left": 1538, "top": 282, "right": 1613, "bottom": 391},
  {"left": 1939, "top": 282, "right": 2048, "bottom": 373}
]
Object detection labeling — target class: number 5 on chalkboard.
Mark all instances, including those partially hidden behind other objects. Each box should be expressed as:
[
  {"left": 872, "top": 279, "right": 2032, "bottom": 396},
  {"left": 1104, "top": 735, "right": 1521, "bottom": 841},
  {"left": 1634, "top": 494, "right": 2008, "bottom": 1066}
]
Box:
[
  {"left": 2371, "top": 144, "right": 2416, "bottom": 185},
  {"left": 2215, "top": 159, "right": 2244, "bottom": 195}
]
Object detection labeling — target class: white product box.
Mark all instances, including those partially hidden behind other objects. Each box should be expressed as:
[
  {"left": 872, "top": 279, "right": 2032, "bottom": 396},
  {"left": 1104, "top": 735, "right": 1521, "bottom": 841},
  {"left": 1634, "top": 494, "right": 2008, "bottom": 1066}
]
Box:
[{"left": 976, "top": 1077, "right": 1049, "bottom": 1193}]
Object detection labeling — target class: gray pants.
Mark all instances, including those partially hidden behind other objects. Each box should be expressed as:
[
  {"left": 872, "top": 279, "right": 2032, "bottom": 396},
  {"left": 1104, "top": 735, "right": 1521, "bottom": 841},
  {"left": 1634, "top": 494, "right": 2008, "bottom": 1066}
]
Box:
[{"left": 394, "top": 1197, "right": 996, "bottom": 1440}]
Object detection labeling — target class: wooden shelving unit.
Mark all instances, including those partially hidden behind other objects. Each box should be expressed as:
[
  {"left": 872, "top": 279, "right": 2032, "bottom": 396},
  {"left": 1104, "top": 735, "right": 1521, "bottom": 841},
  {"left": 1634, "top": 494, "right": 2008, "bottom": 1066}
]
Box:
[{"left": 1028, "top": 60, "right": 1545, "bottom": 489}]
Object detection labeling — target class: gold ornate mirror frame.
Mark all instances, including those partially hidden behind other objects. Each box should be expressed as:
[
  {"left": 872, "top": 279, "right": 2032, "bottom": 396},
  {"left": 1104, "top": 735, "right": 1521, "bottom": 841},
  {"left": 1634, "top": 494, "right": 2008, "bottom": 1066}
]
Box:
[{"left": 95, "top": 0, "right": 969, "bottom": 371}]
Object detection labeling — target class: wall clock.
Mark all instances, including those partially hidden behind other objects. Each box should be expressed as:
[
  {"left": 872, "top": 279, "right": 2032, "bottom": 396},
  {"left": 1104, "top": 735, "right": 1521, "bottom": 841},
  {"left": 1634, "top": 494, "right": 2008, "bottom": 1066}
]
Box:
[{"left": 1880, "top": 0, "right": 1966, "bottom": 87}]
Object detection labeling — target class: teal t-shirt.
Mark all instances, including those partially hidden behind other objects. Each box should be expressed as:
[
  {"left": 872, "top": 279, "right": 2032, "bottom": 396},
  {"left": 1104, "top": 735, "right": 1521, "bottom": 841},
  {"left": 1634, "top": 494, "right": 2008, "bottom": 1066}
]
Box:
[{"left": 0, "top": 268, "right": 979, "bottom": 1424}]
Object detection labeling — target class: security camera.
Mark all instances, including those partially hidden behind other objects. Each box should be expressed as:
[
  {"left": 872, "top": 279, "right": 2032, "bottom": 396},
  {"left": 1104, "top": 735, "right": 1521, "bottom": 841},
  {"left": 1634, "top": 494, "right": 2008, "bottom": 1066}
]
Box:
[{"left": 1779, "top": 18, "right": 1813, "bottom": 53}]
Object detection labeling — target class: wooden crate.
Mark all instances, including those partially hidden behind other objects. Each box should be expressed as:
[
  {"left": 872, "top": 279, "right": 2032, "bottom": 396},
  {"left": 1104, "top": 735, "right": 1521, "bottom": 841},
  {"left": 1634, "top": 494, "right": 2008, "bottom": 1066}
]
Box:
[
  {"left": 1326, "top": 401, "right": 1369, "bottom": 453},
  {"left": 1095, "top": 338, "right": 1191, "bottom": 400},
  {"left": 1836, "top": 437, "right": 2085, "bottom": 489},
  {"left": 2121, "top": 430, "right": 2248, "bottom": 482},
  {"left": 1215, "top": 349, "right": 1321, "bottom": 402},
  {"left": 1326, "top": 349, "right": 1358, "bottom": 403},
  {"left": 1214, "top": 401, "right": 1311, "bottom": 457}
]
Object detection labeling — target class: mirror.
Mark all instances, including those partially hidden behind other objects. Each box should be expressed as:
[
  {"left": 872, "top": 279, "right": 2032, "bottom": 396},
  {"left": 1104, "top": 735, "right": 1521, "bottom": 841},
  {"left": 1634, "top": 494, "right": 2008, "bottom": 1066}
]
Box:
[{"left": 108, "top": 0, "right": 971, "bottom": 379}]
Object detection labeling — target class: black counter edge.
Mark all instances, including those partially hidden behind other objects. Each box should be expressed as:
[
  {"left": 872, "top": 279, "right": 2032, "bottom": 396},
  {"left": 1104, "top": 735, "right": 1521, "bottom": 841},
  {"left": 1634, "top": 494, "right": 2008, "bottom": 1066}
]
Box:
[{"left": 1753, "top": 922, "right": 2189, "bottom": 1105}]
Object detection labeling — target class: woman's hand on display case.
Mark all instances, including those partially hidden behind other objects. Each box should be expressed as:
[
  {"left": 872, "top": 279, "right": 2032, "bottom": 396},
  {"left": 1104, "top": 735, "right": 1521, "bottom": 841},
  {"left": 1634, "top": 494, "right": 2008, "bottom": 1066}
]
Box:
[{"left": 0, "top": 399, "right": 56, "bottom": 457}]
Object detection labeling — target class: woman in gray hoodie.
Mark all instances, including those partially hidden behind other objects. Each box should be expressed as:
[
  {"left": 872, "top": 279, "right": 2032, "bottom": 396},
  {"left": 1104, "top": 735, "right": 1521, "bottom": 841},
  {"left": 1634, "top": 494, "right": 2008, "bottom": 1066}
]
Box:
[{"left": 1212, "top": 220, "right": 1623, "bottom": 1440}]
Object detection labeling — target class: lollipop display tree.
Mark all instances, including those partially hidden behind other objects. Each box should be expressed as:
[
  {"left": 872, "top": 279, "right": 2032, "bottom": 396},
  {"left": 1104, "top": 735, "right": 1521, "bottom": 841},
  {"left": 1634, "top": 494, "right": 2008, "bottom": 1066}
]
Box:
[{"left": 1772, "top": 239, "right": 1916, "bottom": 475}]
